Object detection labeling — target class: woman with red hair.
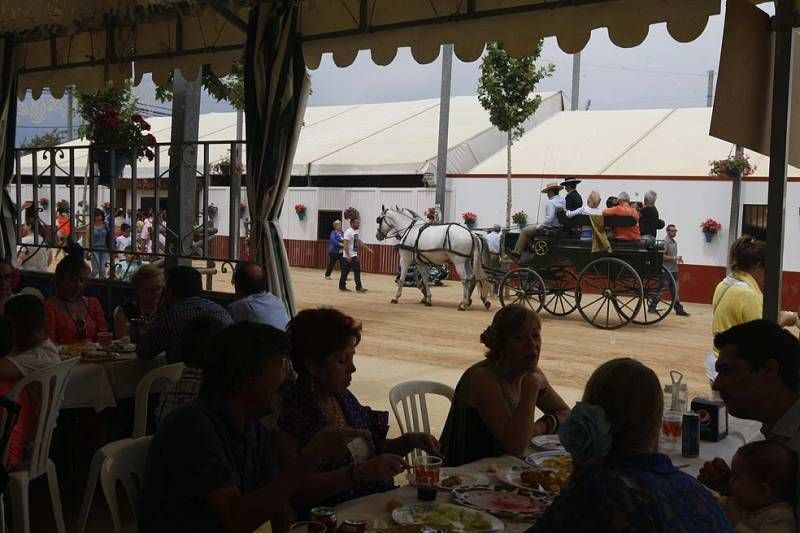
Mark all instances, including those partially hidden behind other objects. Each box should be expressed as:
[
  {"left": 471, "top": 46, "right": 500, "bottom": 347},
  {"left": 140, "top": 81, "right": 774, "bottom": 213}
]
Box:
[{"left": 277, "top": 307, "right": 439, "bottom": 512}]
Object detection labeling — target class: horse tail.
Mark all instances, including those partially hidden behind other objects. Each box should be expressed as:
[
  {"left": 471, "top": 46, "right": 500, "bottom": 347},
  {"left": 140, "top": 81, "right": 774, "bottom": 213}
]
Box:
[{"left": 472, "top": 233, "right": 487, "bottom": 281}]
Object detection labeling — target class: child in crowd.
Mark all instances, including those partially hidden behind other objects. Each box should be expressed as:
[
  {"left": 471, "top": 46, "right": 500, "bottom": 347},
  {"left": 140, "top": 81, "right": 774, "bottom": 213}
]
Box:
[
  {"left": 720, "top": 440, "right": 797, "bottom": 532},
  {"left": 115, "top": 223, "right": 132, "bottom": 261},
  {"left": 114, "top": 246, "right": 143, "bottom": 282}
]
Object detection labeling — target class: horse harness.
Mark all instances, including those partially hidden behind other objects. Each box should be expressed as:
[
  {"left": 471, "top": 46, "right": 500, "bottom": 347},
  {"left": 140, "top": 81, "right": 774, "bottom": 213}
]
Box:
[{"left": 399, "top": 222, "right": 477, "bottom": 267}]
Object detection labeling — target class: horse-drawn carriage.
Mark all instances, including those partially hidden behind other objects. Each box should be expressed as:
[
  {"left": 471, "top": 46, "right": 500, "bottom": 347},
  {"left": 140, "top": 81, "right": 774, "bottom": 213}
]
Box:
[{"left": 487, "top": 212, "right": 677, "bottom": 330}]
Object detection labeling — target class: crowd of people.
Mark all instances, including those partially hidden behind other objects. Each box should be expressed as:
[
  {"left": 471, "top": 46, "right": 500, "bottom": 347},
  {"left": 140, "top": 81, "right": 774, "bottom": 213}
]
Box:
[{"left": 17, "top": 202, "right": 176, "bottom": 280}]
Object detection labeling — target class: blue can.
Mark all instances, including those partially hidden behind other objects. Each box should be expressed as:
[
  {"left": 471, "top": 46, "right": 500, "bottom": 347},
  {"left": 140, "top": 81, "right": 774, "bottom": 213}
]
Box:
[{"left": 682, "top": 412, "right": 700, "bottom": 458}]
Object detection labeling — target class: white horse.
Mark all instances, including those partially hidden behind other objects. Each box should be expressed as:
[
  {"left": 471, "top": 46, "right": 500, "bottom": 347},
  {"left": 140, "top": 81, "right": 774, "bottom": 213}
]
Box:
[{"left": 376, "top": 206, "right": 490, "bottom": 311}]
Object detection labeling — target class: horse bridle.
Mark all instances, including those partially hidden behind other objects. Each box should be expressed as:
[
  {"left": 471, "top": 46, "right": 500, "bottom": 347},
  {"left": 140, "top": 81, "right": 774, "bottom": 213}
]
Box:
[{"left": 376, "top": 211, "right": 415, "bottom": 241}]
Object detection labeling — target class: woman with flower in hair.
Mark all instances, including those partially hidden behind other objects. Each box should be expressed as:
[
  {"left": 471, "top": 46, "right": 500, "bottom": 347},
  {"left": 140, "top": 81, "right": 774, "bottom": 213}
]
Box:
[
  {"left": 439, "top": 304, "right": 570, "bottom": 466},
  {"left": 528, "top": 358, "right": 731, "bottom": 532}
]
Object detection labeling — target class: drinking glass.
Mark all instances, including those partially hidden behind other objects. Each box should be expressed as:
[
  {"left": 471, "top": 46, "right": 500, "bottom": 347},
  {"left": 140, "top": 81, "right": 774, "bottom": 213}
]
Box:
[
  {"left": 660, "top": 410, "right": 683, "bottom": 453},
  {"left": 97, "top": 331, "right": 113, "bottom": 348},
  {"left": 413, "top": 455, "right": 442, "bottom": 501}
]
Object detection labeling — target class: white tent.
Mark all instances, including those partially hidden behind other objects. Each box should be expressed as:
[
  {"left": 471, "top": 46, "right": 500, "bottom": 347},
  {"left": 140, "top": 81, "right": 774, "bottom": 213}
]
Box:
[
  {"left": 18, "top": 92, "right": 565, "bottom": 179},
  {"left": 468, "top": 107, "right": 800, "bottom": 177}
]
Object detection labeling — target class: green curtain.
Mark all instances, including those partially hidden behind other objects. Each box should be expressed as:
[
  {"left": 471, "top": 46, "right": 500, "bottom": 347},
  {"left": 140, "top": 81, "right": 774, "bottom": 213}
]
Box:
[
  {"left": 244, "top": 0, "right": 309, "bottom": 315},
  {"left": 0, "top": 37, "right": 18, "bottom": 262}
]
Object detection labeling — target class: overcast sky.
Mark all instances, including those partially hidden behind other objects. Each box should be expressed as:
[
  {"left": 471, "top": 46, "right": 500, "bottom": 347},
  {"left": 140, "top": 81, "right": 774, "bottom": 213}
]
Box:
[{"left": 16, "top": 3, "right": 771, "bottom": 144}]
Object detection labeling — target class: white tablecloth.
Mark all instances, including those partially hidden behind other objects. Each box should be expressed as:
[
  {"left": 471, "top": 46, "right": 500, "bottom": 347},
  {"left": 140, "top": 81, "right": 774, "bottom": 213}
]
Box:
[
  {"left": 335, "top": 417, "right": 763, "bottom": 531},
  {"left": 62, "top": 353, "right": 167, "bottom": 411}
]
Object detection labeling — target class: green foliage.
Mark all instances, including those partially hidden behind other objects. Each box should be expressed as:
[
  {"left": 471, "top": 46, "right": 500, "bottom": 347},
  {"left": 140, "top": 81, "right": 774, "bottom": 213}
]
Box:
[
  {"left": 75, "top": 82, "right": 156, "bottom": 161},
  {"left": 155, "top": 64, "right": 245, "bottom": 111},
  {"left": 21, "top": 129, "right": 66, "bottom": 150},
  {"left": 478, "top": 41, "right": 555, "bottom": 139}
]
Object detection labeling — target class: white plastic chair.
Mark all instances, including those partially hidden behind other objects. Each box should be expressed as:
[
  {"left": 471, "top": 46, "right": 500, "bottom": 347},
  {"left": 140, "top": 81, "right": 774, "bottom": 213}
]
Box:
[
  {"left": 78, "top": 363, "right": 182, "bottom": 533},
  {"left": 389, "top": 380, "right": 454, "bottom": 440},
  {"left": 132, "top": 362, "right": 185, "bottom": 438},
  {"left": 0, "top": 357, "right": 79, "bottom": 533},
  {"left": 99, "top": 436, "right": 151, "bottom": 533}
]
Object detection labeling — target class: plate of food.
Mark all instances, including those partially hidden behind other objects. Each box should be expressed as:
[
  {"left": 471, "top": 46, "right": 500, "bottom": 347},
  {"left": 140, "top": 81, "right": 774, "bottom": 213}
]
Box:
[
  {"left": 530, "top": 434, "right": 563, "bottom": 451},
  {"left": 104, "top": 340, "right": 136, "bottom": 353},
  {"left": 497, "top": 466, "right": 569, "bottom": 495},
  {"left": 80, "top": 350, "right": 118, "bottom": 363},
  {"left": 437, "top": 469, "right": 490, "bottom": 490},
  {"left": 451, "top": 487, "right": 549, "bottom": 520},
  {"left": 392, "top": 502, "right": 503, "bottom": 532},
  {"left": 524, "top": 451, "right": 573, "bottom": 472}
]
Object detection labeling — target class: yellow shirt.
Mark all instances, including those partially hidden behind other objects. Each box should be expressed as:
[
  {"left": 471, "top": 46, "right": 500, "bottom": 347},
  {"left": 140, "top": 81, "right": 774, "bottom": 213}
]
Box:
[{"left": 711, "top": 271, "right": 762, "bottom": 346}]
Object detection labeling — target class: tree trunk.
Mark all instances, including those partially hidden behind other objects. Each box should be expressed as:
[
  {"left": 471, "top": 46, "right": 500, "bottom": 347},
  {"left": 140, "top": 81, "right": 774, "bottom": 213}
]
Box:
[{"left": 506, "top": 131, "right": 512, "bottom": 228}]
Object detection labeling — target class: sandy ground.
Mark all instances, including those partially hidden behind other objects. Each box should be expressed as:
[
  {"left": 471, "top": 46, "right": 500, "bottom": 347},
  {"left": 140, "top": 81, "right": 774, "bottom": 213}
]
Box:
[{"left": 243, "top": 266, "right": 719, "bottom": 438}]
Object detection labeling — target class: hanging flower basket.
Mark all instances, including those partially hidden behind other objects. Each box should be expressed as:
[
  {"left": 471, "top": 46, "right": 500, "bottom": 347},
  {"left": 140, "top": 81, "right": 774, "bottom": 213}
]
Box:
[
  {"left": 462, "top": 211, "right": 478, "bottom": 229},
  {"left": 294, "top": 203, "right": 307, "bottom": 221},
  {"left": 709, "top": 155, "right": 755, "bottom": 179},
  {"left": 344, "top": 207, "right": 360, "bottom": 221},
  {"left": 700, "top": 218, "right": 722, "bottom": 243},
  {"left": 512, "top": 210, "right": 528, "bottom": 228}
]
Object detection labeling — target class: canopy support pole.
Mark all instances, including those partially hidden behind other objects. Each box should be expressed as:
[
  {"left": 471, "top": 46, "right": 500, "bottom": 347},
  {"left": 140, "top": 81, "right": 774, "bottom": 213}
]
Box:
[
  {"left": 435, "top": 44, "right": 453, "bottom": 223},
  {"left": 763, "top": 0, "right": 796, "bottom": 321},
  {"left": 166, "top": 68, "right": 202, "bottom": 269}
]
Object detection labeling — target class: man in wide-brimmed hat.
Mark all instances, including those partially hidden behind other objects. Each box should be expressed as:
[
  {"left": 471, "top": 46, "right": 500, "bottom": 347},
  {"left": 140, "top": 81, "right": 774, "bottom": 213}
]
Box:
[
  {"left": 512, "top": 182, "right": 565, "bottom": 256},
  {"left": 560, "top": 178, "right": 583, "bottom": 211}
]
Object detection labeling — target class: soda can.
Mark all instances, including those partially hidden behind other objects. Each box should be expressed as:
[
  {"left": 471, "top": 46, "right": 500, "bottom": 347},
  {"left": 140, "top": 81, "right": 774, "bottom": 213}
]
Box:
[
  {"left": 129, "top": 318, "right": 144, "bottom": 343},
  {"left": 310, "top": 507, "right": 337, "bottom": 532},
  {"left": 339, "top": 520, "right": 368, "bottom": 533},
  {"left": 682, "top": 411, "right": 700, "bottom": 458}
]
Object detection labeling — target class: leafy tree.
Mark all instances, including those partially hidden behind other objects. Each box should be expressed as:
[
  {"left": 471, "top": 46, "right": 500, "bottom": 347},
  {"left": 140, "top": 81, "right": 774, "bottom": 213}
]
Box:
[
  {"left": 478, "top": 41, "right": 554, "bottom": 227},
  {"left": 20, "top": 129, "right": 66, "bottom": 151},
  {"left": 155, "top": 64, "right": 244, "bottom": 111}
]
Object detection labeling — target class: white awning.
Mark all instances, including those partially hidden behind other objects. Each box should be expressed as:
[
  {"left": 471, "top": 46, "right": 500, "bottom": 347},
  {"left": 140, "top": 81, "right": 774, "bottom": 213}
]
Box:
[{"left": 9, "top": 0, "right": 723, "bottom": 99}]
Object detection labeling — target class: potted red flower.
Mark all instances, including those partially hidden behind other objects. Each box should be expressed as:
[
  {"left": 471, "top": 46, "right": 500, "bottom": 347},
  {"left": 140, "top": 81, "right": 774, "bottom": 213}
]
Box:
[
  {"left": 462, "top": 211, "right": 478, "bottom": 229},
  {"left": 700, "top": 218, "right": 722, "bottom": 243},
  {"left": 295, "top": 204, "right": 307, "bottom": 221},
  {"left": 76, "top": 83, "right": 157, "bottom": 185},
  {"left": 425, "top": 207, "right": 436, "bottom": 222}
]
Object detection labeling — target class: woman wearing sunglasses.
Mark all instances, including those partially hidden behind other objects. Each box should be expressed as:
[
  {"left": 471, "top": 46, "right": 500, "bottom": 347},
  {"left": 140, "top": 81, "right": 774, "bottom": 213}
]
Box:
[{"left": 44, "top": 250, "right": 108, "bottom": 345}]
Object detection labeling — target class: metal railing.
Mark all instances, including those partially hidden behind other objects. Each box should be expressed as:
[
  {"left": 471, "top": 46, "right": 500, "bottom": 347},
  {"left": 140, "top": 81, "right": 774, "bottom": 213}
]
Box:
[{"left": 11, "top": 141, "right": 250, "bottom": 287}]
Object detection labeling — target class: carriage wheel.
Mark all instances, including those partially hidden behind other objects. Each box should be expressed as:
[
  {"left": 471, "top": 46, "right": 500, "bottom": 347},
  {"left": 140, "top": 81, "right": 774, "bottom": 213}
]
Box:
[
  {"left": 499, "top": 268, "right": 545, "bottom": 313},
  {"left": 576, "top": 258, "right": 644, "bottom": 330},
  {"left": 631, "top": 267, "right": 676, "bottom": 325},
  {"left": 542, "top": 267, "right": 578, "bottom": 316}
]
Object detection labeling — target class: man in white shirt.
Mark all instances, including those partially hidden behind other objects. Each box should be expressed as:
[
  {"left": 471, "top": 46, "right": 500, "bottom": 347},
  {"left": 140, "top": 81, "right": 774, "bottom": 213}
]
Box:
[
  {"left": 0, "top": 295, "right": 59, "bottom": 381},
  {"left": 485, "top": 225, "right": 502, "bottom": 270},
  {"left": 17, "top": 224, "right": 51, "bottom": 272},
  {"left": 339, "top": 218, "right": 371, "bottom": 293},
  {"left": 227, "top": 263, "right": 289, "bottom": 330}
]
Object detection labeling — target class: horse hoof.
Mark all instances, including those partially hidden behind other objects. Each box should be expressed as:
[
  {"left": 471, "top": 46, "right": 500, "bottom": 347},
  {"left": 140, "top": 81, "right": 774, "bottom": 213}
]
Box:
[
  {"left": 458, "top": 304, "right": 466, "bottom": 311},
  {"left": 425, "top": 301, "right": 433, "bottom": 307},
  {"left": 484, "top": 300, "right": 491, "bottom": 310},
  {"left": 419, "top": 299, "right": 427, "bottom": 304},
  {"left": 390, "top": 299, "right": 398, "bottom": 304}
]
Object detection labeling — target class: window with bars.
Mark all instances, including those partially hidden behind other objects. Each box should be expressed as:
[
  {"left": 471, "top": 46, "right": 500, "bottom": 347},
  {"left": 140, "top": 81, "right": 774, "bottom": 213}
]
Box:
[
  {"left": 742, "top": 204, "right": 768, "bottom": 241},
  {"left": 317, "top": 210, "right": 342, "bottom": 240}
]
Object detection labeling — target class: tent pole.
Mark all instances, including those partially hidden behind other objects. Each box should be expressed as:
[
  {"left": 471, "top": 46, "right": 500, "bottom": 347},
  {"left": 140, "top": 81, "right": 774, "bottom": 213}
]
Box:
[
  {"left": 435, "top": 44, "right": 453, "bottom": 223},
  {"left": 166, "top": 68, "right": 202, "bottom": 269},
  {"left": 763, "top": 0, "right": 796, "bottom": 321}
]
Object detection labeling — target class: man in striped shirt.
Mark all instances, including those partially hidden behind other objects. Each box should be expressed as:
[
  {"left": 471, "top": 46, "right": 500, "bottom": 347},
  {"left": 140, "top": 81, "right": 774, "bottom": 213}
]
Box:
[{"left": 137, "top": 266, "right": 233, "bottom": 363}]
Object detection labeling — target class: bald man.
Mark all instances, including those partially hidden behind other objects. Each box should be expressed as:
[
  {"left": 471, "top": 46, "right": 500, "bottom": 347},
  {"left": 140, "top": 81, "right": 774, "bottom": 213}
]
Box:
[{"left": 227, "top": 262, "right": 290, "bottom": 330}]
